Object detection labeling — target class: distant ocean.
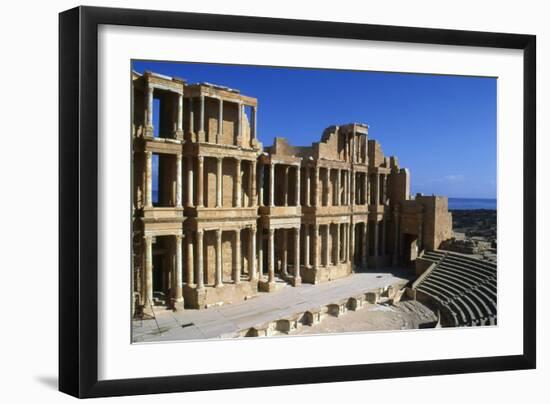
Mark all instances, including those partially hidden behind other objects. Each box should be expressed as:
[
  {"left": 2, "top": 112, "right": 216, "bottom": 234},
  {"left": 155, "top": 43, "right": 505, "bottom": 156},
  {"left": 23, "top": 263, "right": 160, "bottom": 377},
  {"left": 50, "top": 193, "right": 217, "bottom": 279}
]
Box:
[{"left": 448, "top": 198, "right": 496, "bottom": 210}]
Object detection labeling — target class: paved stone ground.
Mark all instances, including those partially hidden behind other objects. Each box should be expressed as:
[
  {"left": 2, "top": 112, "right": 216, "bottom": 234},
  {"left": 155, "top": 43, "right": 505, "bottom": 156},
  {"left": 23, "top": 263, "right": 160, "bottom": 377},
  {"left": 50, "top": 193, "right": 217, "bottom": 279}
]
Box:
[
  {"left": 291, "top": 300, "right": 438, "bottom": 336},
  {"left": 132, "top": 269, "right": 413, "bottom": 343}
]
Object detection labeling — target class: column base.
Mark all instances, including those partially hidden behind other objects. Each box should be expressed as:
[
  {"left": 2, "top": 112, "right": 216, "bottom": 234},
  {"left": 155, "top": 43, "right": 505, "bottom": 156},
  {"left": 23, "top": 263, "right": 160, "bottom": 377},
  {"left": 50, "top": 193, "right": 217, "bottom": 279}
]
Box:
[
  {"left": 197, "top": 130, "right": 206, "bottom": 142},
  {"left": 291, "top": 277, "right": 302, "bottom": 287},
  {"left": 173, "top": 130, "right": 184, "bottom": 141},
  {"left": 169, "top": 297, "right": 185, "bottom": 311},
  {"left": 258, "top": 280, "right": 278, "bottom": 293}
]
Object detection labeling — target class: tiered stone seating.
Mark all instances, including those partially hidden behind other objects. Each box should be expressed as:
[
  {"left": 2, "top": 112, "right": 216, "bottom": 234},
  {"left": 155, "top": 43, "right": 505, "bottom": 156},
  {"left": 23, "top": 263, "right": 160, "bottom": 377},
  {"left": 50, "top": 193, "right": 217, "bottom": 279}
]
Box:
[{"left": 415, "top": 250, "right": 497, "bottom": 327}]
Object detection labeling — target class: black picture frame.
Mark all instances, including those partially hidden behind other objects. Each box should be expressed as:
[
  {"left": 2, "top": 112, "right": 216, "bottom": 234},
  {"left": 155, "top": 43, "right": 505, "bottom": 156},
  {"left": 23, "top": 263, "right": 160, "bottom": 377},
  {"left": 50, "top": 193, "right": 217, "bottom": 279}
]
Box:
[{"left": 59, "top": 5, "right": 536, "bottom": 398}]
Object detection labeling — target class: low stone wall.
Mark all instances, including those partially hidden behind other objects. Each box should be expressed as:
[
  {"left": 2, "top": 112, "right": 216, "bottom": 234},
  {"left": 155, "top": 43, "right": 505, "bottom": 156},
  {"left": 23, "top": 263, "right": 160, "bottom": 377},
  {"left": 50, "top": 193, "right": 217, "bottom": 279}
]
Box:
[
  {"left": 183, "top": 281, "right": 258, "bottom": 309},
  {"left": 301, "top": 263, "right": 352, "bottom": 284}
]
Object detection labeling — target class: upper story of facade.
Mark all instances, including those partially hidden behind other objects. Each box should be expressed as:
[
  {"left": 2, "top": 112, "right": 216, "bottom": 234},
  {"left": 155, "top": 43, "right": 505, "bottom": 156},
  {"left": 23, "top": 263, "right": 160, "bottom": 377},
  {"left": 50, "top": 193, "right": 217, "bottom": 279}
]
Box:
[{"left": 131, "top": 70, "right": 444, "bottom": 231}]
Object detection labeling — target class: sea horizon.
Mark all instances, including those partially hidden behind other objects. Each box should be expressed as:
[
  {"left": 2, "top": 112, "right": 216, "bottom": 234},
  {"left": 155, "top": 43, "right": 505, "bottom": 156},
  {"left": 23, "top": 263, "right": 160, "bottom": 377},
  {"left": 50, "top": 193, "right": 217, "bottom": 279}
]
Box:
[{"left": 447, "top": 197, "right": 496, "bottom": 210}]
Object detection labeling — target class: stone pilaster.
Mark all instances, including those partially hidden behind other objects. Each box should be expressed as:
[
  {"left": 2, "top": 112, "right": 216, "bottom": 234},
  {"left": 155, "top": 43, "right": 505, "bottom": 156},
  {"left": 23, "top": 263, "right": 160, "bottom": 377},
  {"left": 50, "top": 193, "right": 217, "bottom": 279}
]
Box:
[
  {"left": 197, "top": 156, "right": 204, "bottom": 207},
  {"left": 143, "top": 235, "right": 153, "bottom": 307},
  {"left": 283, "top": 165, "right": 289, "bottom": 206},
  {"left": 234, "top": 230, "right": 241, "bottom": 284},
  {"left": 258, "top": 163, "right": 264, "bottom": 207},
  {"left": 304, "top": 225, "right": 310, "bottom": 267},
  {"left": 216, "top": 157, "right": 223, "bottom": 208},
  {"left": 215, "top": 229, "right": 223, "bottom": 287},
  {"left": 172, "top": 235, "right": 183, "bottom": 309},
  {"left": 312, "top": 224, "right": 319, "bottom": 269},
  {"left": 293, "top": 227, "right": 301, "bottom": 286},
  {"left": 186, "top": 230, "right": 194, "bottom": 285},
  {"left": 186, "top": 157, "right": 194, "bottom": 207},
  {"left": 145, "top": 151, "right": 152, "bottom": 207},
  {"left": 196, "top": 230, "right": 204, "bottom": 289},
  {"left": 188, "top": 97, "right": 194, "bottom": 137},
  {"left": 269, "top": 163, "right": 275, "bottom": 207},
  {"left": 250, "top": 161, "right": 257, "bottom": 207},
  {"left": 145, "top": 85, "right": 153, "bottom": 136},
  {"left": 249, "top": 227, "right": 257, "bottom": 280},
  {"left": 198, "top": 94, "right": 205, "bottom": 141},
  {"left": 176, "top": 154, "right": 182, "bottom": 207},
  {"left": 267, "top": 228, "right": 275, "bottom": 284},
  {"left": 305, "top": 166, "right": 310, "bottom": 207},
  {"left": 295, "top": 165, "right": 301, "bottom": 207},
  {"left": 235, "top": 158, "right": 242, "bottom": 208},
  {"left": 175, "top": 93, "right": 183, "bottom": 140},
  {"left": 282, "top": 229, "right": 288, "bottom": 276},
  {"left": 324, "top": 225, "right": 330, "bottom": 267},
  {"left": 217, "top": 98, "right": 223, "bottom": 144}
]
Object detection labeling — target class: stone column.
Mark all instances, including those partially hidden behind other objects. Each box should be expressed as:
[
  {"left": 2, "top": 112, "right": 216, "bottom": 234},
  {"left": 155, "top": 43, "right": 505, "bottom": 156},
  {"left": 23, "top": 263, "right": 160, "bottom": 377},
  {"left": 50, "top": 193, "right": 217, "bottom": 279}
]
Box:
[
  {"left": 176, "top": 154, "right": 182, "bottom": 207},
  {"left": 196, "top": 230, "right": 204, "bottom": 289},
  {"left": 364, "top": 173, "right": 369, "bottom": 205},
  {"left": 249, "top": 227, "right": 257, "bottom": 280},
  {"left": 324, "top": 225, "right": 330, "bottom": 267},
  {"left": 305, "top": 166, "right": 310, "bottom": 207},
  {"left": 295, "top": 165, "right": 301, "bottom": 207},
  {"left": 350, "top": 222, "right": 356, "bottom": 265},
  {"left": 145, "top": 151, "right": 153, "bottom": 207},
  {"left": 188, "top": 97, "right": 194, "bottom": 135},
  {"left": 237, "top": 102, "right": 243, "bottom": 146},
  {"left": 335, "top": 169, "right": 340, "bottom": 206},
  {"left": 234, "top": 230, "right": 241, "bottom": 284},
  {"left": 216, "top": 157, "right": 223, "bottom": 208},
  {"left": 364, "top": 136, "right": 368, "bottom": 164},
  {"left": 252, "top": 106, "right": 257, "bottom": 141},
  {"left": 313, "top": 167, "right": 319, "bottom": 207},
  {"left": 176, "top": 93, "right": 183, "bottom": 138},
  {"left": 186, "top": 157, "right": 194, "bottom": 207},
  {"left": 186, "top": 230, "right": 194, "bottom": 285},
  {"left": 197, "top": 156, "right": 204, "bottom": 207},
  {"left": 350, "top": 170, "right": 355, "bottom": 206},
  {"left": 250, "top": 161, "right": 256, "bottom": 207},
  {"left": 198, "top": 95, "right": 205, "bottom": 139},
  {"left": 304, "top": 225, "right": 310, "bottom": 267},
  {"left": 258, "top": 163, "right": 264, "bottom": 207},
  {"left": 215, "top": 229, "right": 223, "bottom": 287},
  {"left": 146, "top": 86, "right": 153, "bottom": 131},
  {"left": 173, "top": 235, "right": 183, "bottom": 305},
  {"left": 269, "top": 163, "right": 275, "bottom": 207},
  {"left": 217, "top": 98, "right": 223, "bottom": 144},
  {"left": 335, "top": 223, "right": 341, "bottom": 264},
  {"left": 143, "top": 235, "right": 153, "bottom": 306},
  {"left": 267, "top": 228, "right": 275, "bottom": 283},
  {"left": 374, "top": 219, "right": 380, "bottom": 257},
  {"left": 294, "top": 227, "right": 301, "bottom": 283},
  {"left": 312, "top": 224, "right": 319, "bottom": 269},
  {"left": 235, "top": 158, "right": 242, "bottom": 208},
  {"left": 323, "top": 169, "right": 329, "bottom": 206},
  {"left": 282, "top": 229, "right": 288, "bottom": 276},
  {"left": 283, "top": 166, "right": 289, "bottom": 206},
  {"left": 362, "top": 221, "right": 368, "bottom": 267}
]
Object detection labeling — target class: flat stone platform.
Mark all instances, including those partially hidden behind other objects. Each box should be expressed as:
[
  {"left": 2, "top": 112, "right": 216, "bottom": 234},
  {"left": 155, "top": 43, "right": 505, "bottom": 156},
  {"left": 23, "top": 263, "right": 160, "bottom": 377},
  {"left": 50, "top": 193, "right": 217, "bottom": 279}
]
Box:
[{"left": 132, "top": 269, "right": 412, "bottom": 343}]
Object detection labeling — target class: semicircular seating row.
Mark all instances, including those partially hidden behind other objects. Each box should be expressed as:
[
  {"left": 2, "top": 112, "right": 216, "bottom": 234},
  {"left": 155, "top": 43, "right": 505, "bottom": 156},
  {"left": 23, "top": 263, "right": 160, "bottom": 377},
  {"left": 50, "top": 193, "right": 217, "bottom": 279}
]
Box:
[{"left": 414, "top": 250, "right": 497, "bottom": 327}]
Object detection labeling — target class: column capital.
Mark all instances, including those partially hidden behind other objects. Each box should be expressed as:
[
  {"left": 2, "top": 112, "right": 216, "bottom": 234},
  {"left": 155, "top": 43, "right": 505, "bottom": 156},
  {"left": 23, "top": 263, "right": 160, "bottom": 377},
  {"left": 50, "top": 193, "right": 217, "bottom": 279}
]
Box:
[{"left": 198, "top": 155, "right": 204, "bottom": 164}]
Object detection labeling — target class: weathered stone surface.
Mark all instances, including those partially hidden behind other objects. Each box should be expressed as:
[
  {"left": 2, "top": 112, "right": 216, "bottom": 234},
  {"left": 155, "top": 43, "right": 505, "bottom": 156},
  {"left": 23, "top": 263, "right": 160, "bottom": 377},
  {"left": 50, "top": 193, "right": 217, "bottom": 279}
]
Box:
[{"left": 131, "top": 71, "right": 453, "bottom": 314}]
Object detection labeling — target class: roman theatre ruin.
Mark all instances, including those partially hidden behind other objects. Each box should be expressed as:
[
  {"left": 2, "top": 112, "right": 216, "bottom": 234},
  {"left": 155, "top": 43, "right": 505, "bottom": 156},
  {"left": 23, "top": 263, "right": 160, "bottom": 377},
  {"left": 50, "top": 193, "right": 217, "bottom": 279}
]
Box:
[{"left": 132, "top": 70, "right": 463, "bottom": 321}]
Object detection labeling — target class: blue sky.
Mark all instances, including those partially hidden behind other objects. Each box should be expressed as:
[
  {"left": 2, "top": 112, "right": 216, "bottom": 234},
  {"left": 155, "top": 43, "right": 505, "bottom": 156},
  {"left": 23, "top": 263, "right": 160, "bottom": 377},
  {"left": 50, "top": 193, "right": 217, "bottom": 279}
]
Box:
[{"left": 134, "top": 60, "right": 497, "bottom": 199}]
